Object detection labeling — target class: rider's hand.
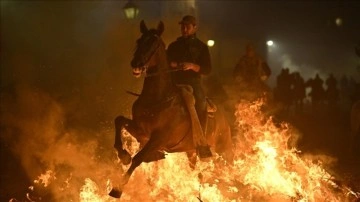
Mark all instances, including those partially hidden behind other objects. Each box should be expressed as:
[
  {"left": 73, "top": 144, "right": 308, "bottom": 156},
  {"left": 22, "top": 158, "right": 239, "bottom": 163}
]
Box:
[{"left": 182, "top": 62, "right": 200, "bottom": 72}]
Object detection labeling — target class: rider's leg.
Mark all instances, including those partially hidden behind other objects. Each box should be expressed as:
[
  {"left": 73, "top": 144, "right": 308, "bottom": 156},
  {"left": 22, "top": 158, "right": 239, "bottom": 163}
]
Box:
[
  {"left": 195, "top": 99, "right": 207, "bottom": 134},
  {"left": 192, "top": 83, "right": 212, "bottom": 158},
  {"left": 192, "top": 82, "right": 207, "bottom": 132}
]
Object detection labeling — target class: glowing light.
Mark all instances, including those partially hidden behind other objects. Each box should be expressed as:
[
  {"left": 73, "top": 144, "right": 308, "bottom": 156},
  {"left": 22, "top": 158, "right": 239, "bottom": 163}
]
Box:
[
  {"left": 267, "top": 40, "right": 274, "bottom": 46},
  {"left": 335, "top": 17, "right": 343, "bottom": 26},
  {"left": 123, "top": 0, "right": 139, "bottom": 19},
  {"left": 207, "top": 40, "right": 215, "bottom": 47}
]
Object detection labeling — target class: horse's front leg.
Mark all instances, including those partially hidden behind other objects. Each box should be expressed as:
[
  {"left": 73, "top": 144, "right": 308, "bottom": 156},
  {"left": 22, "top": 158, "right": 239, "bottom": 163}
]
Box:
[
  {"left": 186, "top": 151, "right": 197, "bottom": 169},
  {"left": 114, "top": 115, "right": 145, "bottom": 165},
  {"left": 110, "top": 137, "right": 158, "bottom": 198}
]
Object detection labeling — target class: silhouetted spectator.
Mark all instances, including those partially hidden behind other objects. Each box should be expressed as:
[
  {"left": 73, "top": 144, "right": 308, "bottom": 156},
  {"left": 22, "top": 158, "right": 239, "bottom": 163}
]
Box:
[
  {"left": 355, "top": 41, "right": 360, "bottom": 58},
  {"left": 307, "top": 73, "right": 325, "bottom": 109},
  {"left": 274, "top": 68, "right": 293, "bottom": 114},
  {"left": 340, "top": 75, "right": 349, "bottom": 99},
  {"left": 325, "top": 73, "right": 339, "bottom": 107},
  {"left": 349, "top": 77, "right": 360, "bottom": 102},
  {"left": 292, "top": 71, "right": 306, "bottom": 113}
]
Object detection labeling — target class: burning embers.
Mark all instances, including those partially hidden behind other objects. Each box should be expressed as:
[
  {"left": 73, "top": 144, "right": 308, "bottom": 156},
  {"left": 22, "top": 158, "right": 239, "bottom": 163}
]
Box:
[{"left": 12, "top": 99, "right": 359, "bottom": 201}]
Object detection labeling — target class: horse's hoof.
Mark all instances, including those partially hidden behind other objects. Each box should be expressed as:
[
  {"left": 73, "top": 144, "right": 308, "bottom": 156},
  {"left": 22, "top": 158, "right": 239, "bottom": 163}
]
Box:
[
  {"left": 196, "top": 145, "right": 213, "bottom": 159},
  {"left": 109, "top": 188, "right": 122, "bottom": 198},
  {"left": 117, "top": 149, "right": 132, "bottom": 165}
]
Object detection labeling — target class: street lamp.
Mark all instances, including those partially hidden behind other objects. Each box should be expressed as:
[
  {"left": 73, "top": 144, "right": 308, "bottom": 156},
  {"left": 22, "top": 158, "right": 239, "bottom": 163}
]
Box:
[
  {"left": 123, "top": 0, "right": 139, "bottom": 19},
  {"left": 207, "top": 40, "right": 215, "bottom": 47},
  {"left": 335, "top": 17, "right": 343, "bottom": 26},
  {"left": 266, "top": 40, "right": 274, "bottom": 47}
]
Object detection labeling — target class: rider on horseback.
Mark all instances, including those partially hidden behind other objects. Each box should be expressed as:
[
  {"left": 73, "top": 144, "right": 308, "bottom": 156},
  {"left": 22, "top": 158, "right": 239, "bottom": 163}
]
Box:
[{"left": 167, "top": 15, "right": 212, "bottom": 159}]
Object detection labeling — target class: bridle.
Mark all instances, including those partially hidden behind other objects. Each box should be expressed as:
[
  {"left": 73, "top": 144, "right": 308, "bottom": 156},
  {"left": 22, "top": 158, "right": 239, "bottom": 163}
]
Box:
[
  {"left": 133, "top": 33, "right": 162, "bottom": 76},
  {"left": 133, "top": 33, "right": 185, "bottom": 78}
]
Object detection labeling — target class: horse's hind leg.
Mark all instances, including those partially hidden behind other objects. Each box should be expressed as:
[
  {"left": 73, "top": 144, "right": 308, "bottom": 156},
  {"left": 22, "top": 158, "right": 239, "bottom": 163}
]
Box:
[{"left": 114, "top": 115, "right": 145, "bottom": 165}]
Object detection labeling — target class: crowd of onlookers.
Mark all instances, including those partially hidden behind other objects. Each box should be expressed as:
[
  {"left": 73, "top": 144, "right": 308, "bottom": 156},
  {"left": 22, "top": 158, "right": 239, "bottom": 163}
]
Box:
[
  {"left": 271, "top": 68, "right": 360, "bottom": 161},
  {"left": 205, "top": 43, "right": 360, "bottom": 121},
  {"left": 273, "top": 67, "right": 360, "bottom": 116}
]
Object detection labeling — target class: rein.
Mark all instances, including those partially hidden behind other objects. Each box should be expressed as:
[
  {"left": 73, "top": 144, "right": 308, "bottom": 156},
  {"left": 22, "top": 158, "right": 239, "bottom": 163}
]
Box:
[
  {"left": 145, "top": 67, "right": 184, "bottom": 77},
  {"left": 127, "top": 66, "right": 183, "bottom": 96},
  {"left": 134, "top": 34, "right": 185, "bottom": 78}
]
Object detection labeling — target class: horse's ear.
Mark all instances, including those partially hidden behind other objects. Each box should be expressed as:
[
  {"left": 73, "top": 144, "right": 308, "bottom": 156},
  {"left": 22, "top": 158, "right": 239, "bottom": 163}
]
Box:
[
  {"left": 157, "top": 21, "right": 164, "bottom": 36},
  {"left": 140, "top": 20, "right": 148, "bottom": 34}
]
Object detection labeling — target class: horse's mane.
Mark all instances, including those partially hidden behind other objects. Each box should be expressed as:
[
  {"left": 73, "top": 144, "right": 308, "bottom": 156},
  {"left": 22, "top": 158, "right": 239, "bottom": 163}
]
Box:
[
  {"left": 136, "top": 25, "right": 172, "bottom": 99},
  {"left": 156, "top": 38, "right": 168, "bottom": 71},
  {"left": 134, "top": 28, "right": 168, "bottom": 71},
  {"left": 147, "top": 29, "right": 168, "bottom": 72},
  {"left": 152, "top": 31, "right": 171, "bottom": 90}
]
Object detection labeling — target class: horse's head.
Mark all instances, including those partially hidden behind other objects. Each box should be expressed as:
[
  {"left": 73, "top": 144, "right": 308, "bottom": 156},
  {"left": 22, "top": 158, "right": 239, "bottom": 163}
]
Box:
[{"left": 131, "top": 20, "right": 165, "bottom": 78}]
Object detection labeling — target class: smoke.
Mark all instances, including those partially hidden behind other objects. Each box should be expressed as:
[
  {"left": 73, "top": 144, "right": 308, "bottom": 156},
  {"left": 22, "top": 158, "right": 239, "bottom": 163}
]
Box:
[
  {"left": 280, "top": 54, "right": 323, "bottom": 81},
  {"left": 0, "top": 2, "right": 143, "bottom": 200},
  {"left": 0, "top": 78, "right": 126, "bottom": 201}
]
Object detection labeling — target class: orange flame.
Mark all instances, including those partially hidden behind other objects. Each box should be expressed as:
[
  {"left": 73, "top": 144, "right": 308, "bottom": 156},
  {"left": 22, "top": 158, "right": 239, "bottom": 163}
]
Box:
[
  {"left": 23, "top": 99, "right": 358, "bottom": 201},
  {"left": 34, "top": 170, "right": 56, "bottom": 187}
]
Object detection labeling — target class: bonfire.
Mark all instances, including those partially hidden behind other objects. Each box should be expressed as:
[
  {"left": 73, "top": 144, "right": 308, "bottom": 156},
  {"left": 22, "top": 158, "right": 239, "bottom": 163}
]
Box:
[{"left": 11, "top": 99, "right": 359, "bottom": 202}]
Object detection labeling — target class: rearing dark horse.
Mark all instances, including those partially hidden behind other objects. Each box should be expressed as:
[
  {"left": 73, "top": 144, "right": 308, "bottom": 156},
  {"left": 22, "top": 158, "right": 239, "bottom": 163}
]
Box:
[{"left": 109, "top": 21, "right": 233, "bottom": 198}]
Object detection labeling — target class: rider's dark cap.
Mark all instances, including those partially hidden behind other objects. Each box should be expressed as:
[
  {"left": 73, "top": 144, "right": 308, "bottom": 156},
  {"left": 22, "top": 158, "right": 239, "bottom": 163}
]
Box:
[{"left": 179, "top": 15, "right": 197, "bottom": 25}]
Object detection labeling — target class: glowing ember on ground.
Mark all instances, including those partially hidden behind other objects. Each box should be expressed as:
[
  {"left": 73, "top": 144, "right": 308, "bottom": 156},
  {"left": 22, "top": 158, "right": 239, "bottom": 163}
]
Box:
[{"left": 16, "top": 99, "right": 359, "bottom": 202}]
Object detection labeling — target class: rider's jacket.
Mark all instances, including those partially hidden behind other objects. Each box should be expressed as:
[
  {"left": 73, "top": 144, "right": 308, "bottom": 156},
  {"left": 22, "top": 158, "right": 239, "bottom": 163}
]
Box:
[
  {"left": 233, "top": 54, "right": 270, "bottom": 84},
  {"left": 167, "top": 34, "right": 211, "bottom": 85}
]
